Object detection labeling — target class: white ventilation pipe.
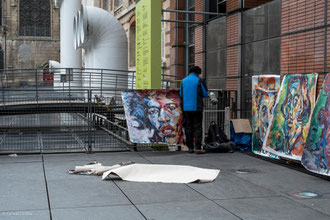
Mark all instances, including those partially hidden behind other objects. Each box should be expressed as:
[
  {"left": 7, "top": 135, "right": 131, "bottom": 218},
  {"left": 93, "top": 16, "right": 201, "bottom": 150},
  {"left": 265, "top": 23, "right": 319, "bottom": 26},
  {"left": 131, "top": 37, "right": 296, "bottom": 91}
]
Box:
[
  {"left": 60, "top": 0, "right": 82, "bottom": 68},
  {"left": 74, "top": 5, "right": 128, "bottom": 90},
  {"left": 49, "top": 60, "right": 61, "bottom": 70},
  {"left": 52, "top": 0, "right": 82, "bottom": 88}
]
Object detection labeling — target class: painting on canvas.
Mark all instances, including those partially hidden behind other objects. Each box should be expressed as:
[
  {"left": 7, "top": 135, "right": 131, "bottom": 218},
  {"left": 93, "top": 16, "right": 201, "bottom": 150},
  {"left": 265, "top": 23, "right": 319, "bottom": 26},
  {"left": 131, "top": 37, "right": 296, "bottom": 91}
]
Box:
[
  {"left": 252, "top": 75, "right": 280, "bottom": 159},
  {"left": 122, "top": 90, "right": 183, "bottom": 144},
  {"left": 301, "top": 73, "right": 329, "bottom": 176},
  {"left": 263, "top": 74, "right": 318, "bottom": 160}
]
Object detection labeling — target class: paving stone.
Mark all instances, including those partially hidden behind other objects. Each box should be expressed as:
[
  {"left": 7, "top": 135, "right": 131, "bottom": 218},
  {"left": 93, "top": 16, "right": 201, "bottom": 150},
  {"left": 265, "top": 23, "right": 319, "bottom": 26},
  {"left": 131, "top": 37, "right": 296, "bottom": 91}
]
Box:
[
  {"left": 215, "top": 196, "right": 330, "bottom": 220},
  {"left": 137, "top": 200, "right": 240, "bottom": 220},
  {"left": 52, "top": 205, "right": 144, "bottom": 220}
]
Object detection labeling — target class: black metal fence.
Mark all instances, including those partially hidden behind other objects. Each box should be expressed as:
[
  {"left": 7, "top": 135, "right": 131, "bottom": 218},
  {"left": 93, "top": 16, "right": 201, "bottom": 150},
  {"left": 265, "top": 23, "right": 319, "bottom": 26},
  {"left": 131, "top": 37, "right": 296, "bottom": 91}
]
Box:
[{"left": 0, "top": 68, "right": 236, "bottom": 154}]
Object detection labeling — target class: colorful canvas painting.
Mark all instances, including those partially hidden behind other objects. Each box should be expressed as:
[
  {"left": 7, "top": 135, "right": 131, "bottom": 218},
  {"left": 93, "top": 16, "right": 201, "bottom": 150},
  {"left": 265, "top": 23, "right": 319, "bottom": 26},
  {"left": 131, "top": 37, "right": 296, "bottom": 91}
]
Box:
[
  {"left": 122, "top": 90, "right": 183, "bottom": 144},
  {"left": 252, "top": 75, "right": 280, "bottom": 159},
  {"left": 263, "top": 74, "right": 318, "bottom": 160},
  {"left": 301, "top": 73, "right": 329, "bottom": 176}
]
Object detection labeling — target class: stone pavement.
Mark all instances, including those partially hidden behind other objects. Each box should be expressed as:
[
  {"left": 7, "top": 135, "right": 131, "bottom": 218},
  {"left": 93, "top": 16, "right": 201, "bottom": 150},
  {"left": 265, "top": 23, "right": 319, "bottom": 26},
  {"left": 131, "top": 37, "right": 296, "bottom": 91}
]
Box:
[{"left": 0, "top": 151, "right": 329, "bottom": 220}]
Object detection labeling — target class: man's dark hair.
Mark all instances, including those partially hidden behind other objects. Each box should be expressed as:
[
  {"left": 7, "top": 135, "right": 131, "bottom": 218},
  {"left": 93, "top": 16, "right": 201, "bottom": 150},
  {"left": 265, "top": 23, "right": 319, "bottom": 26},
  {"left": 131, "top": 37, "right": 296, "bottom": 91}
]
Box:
[{"left": 189, "top": 66, "right": 202, "bottom": 74}]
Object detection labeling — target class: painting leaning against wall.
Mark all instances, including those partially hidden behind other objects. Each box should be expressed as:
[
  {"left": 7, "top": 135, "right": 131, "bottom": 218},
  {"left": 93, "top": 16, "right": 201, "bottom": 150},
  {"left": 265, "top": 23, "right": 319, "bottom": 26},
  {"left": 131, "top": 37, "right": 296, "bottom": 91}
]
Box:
[
  {"left": 252, "top": 75, "right": 280, "bottom": 159},
  {"left": 301, "top": 73, "right": 329, "bottom": 176},
  {"left": 262, "top": 73, "right": 318, "bottom": 161},
  {"left": 122, "top": 90, "right": 183, "bottom": 144}
]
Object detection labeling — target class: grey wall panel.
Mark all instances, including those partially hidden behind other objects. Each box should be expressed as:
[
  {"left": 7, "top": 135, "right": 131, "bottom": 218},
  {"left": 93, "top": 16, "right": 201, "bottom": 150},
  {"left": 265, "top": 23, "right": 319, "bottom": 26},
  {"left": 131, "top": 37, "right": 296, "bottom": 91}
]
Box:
[
  {"left": 206, "top": 78, "right": 226, "bottom": 90},
  {"left": 206, "top": 17, "right": 226, "bottom": 50},
  {"left": 243, "top": 37, "right": 280, "bottom": 76},
  {"left": 243, "top": 0, "right": 281, "bottom": 43}
]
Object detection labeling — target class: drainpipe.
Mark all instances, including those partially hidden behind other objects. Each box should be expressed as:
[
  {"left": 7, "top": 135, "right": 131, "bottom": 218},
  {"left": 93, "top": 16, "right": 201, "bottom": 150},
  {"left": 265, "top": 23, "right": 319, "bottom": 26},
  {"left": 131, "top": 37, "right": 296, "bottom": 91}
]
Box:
[{"left": 174, "top": 0, "right": 178, "bottom": 86}]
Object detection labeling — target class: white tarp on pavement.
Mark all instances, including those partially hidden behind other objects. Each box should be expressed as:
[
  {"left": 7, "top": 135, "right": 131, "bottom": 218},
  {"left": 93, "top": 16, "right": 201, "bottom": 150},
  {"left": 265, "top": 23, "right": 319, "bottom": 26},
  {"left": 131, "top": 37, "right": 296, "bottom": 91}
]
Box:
[
  {"left": 102, "top": 163, "right": 220, "bottom": 183},
  {"left": 69, "top": 162, "right": 220, "bottom": 183}
]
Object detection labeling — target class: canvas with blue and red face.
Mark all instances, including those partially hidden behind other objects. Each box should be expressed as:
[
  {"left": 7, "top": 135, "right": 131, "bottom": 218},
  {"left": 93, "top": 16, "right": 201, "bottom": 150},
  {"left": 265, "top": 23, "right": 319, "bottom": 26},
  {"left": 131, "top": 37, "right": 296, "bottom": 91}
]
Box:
[
  {"left": 301, "top": 73, "right": 330, "bottom": 176},
  {"left": 122, "top": 90, "right": 183, "bottom": 144}
]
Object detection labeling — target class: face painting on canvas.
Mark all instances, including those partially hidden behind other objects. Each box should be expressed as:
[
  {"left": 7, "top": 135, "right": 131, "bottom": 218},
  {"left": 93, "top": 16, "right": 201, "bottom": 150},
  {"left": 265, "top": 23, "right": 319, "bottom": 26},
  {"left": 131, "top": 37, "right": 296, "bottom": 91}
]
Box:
[
  {"left": 263, "top": 74, "right": 317, "bottom": 160},
  {"left": 122, "top": 90, "right": 183, "bottom": 144},
  {"left": 251, "top": 75, "right": 280, "bottom": 158}
]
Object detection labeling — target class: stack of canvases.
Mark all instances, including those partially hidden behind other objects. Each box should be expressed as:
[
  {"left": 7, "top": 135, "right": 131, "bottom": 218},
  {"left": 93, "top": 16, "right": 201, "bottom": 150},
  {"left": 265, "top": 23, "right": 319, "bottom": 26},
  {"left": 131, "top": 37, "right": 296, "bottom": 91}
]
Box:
[{"left": 252, "top": 73, "right": 329, "bottom": 177}]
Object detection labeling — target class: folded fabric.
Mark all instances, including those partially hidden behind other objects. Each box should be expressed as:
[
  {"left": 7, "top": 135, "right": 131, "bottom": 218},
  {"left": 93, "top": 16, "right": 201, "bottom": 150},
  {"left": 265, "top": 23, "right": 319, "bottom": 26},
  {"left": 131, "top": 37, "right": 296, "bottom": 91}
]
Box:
[{"left": 68, "top": 161, "right": 134, "bottom": 175}]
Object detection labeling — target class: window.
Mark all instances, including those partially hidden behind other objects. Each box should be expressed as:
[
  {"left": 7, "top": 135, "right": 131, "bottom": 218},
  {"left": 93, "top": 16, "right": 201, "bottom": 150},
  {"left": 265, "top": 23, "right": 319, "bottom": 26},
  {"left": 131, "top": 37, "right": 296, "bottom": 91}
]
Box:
[
  {"left": 114, "top": 0, "right": 123, "bottom": 10},
  {"left": 217, "top": 0, "right": 226, "bottom": 13},
  {"left": 19, "top": 0, "right": 50, "bottom": 37},
  {"left": 207, "top": 0, "right": 226, "bottom": 20}
]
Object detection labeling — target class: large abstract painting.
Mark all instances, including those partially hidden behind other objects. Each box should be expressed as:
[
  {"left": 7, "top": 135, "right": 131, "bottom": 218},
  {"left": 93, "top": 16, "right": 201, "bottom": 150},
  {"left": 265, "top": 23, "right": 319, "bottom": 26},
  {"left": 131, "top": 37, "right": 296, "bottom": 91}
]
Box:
[
  {"left": 122, "top": 90, "right": 183, "bottom": 144},
  {"left": 301, "top": 73, "right": 329, "bottom": 176},
  {"left": 252, "top": 75, "right": 280, "bottom": 159},
  {"left": 263, "top": 74, "right": 318, "bottom": 160}
]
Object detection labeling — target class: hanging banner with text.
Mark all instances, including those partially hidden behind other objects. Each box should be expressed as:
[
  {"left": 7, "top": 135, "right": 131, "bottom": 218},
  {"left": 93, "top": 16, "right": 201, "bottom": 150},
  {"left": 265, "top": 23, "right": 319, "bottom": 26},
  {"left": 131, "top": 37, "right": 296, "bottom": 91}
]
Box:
[{"left": 136, "top": 0, "right": 161, "bottom": 89}]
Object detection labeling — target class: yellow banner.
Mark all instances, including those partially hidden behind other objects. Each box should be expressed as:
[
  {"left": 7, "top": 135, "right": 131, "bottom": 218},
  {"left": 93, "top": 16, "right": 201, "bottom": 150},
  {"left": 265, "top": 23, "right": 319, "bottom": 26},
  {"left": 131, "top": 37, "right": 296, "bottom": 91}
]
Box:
[{"left": 136, "top": 0, "right": 161, "bottom": 89}]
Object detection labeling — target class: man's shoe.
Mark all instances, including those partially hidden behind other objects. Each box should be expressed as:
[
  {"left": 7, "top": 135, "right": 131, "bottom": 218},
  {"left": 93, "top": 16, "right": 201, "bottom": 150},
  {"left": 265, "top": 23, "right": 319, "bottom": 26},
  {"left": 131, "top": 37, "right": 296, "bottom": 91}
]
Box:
[
  {"left": 188, "top": 149, "right": 194, "bottom": 153},
  {"left": 195, "top": 149, "right": 206, "bottom": 154}
]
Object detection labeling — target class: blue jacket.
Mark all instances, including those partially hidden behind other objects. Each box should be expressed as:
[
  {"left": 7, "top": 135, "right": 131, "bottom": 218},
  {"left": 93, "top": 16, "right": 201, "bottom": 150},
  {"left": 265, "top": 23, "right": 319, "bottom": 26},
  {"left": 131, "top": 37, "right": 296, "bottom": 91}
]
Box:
[{"left": 179, "top": 73, "right": 208, "bottom": 111}]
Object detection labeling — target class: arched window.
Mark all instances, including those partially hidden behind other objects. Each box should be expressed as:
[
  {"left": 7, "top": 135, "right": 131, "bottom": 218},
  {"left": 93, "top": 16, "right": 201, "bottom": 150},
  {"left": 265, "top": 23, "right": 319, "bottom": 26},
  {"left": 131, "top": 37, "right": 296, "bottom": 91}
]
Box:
[{"left": 19, "top": 0, "right": 51, "bottom": 37}]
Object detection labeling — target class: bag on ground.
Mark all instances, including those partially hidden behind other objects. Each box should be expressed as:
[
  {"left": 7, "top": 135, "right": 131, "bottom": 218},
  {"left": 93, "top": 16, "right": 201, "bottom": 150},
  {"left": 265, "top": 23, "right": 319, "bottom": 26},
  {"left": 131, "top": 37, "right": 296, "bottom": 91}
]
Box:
[{"left": 204, "top": 121, "right": 236, "bottom": 153}]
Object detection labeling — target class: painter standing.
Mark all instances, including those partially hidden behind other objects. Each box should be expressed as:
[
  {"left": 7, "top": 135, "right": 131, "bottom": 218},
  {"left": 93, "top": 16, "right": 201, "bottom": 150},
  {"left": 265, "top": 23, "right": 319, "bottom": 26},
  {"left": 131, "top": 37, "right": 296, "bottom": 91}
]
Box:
[{"left": 179, "top": 66, "right": 209, "bottom": 154}]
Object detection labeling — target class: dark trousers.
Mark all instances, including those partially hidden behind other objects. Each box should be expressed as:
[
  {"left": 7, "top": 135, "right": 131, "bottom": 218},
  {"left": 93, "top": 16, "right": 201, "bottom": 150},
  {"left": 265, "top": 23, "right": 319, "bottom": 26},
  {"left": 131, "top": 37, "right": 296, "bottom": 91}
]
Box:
[{"left": 183, "top": 111, "right": 203, "bottom": 150}]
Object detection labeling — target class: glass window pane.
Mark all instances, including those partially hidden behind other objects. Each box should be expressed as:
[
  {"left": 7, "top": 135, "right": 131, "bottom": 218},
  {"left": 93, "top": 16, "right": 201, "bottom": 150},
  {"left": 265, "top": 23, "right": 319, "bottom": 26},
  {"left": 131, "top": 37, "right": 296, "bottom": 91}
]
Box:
[
  {"left": 188, "top": 0, "right": 195, "bottom": 8},
  {"left": 19, "top": 0, "right": 50, "bottom": 37}
]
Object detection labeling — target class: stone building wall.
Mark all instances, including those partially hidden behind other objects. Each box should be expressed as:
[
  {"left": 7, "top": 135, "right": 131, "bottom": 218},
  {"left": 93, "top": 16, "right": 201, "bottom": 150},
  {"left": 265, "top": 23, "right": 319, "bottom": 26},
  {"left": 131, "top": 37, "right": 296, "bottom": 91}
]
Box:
[{"left": 0, "top": 0, "right": 60, "bottom": 69}]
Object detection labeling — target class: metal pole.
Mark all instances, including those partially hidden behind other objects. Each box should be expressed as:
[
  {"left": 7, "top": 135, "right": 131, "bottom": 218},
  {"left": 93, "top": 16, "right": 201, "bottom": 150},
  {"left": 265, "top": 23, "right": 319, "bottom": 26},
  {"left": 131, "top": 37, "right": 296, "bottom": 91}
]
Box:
[
  {"left": 161, "top": 19, "right": 203, "bottom": 24},
  {"left": 1, "top": 70, "right": 5, "bottom": 107},
  {"left": 87, "top": 89, "right": 92, "bottom": 153},
  {"left": 174, "top": 0, "right": 178, "bottom": 89},
  {"left": 35, "top": 68, "right": 38, "bottom": 103},
  {"left": 100, "top": 69, "right": 103, "bottom": 97},
  {"left": 162, "top": 9, "right": 225, "bottom": 16},
  {"left": 224, "top": 106, "right": 230, "bottom": 139}
]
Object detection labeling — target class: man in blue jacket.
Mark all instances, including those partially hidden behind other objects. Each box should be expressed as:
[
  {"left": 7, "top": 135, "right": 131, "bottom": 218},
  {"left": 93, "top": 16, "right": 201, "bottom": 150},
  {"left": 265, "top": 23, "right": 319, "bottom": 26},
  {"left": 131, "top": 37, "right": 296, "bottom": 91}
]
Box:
[{"left": 179, "top": 66, "right": 208, "bottom": 154}]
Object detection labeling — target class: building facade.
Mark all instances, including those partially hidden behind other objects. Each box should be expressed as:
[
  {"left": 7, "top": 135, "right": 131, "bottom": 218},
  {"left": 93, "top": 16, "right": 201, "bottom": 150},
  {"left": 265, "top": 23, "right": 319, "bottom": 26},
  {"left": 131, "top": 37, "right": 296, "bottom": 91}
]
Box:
[
  {"left": 110, "top": 0, "right": 329, "bottom": 118},
  {"left": 0, "top": 0, "right": 327, "bottom": 118},
  {"left": 0, "top": 0, "right": 60, "bottom": 69}
]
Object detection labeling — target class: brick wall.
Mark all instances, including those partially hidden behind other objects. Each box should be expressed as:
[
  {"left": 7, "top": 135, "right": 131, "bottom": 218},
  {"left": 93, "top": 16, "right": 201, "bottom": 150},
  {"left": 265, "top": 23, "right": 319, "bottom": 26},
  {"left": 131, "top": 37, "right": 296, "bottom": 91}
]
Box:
[
  {"left": 169, "top": 0, "right": 185, "bottom": 80},
  {"left": 226, "top": 14, "right": 239, "bottom": 46},
  {"left": 194, "top": 26, "right": 204, "bottom": 70},
  {"left": 226, "top": 13, "right": 240, "bottom": 91},
  {"left": 282, "top": 0, "right": 324, "bottom": 34},
  {"left": 227, "top": 0, "right": 239, "bottom": 12},
  {"left": 281, "top": 0, "right": 327, "bottom": 95},
  {"left": 281, "top": 29, "right": 324, "bottom": 74}
]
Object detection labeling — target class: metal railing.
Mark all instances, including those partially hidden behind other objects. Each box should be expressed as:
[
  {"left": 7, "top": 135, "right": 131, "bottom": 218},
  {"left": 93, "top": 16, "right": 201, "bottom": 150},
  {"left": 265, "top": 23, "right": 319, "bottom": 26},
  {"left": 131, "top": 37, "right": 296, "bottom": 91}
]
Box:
[{"left": 0, "top": 68, "right": 236, "bottom": 153}]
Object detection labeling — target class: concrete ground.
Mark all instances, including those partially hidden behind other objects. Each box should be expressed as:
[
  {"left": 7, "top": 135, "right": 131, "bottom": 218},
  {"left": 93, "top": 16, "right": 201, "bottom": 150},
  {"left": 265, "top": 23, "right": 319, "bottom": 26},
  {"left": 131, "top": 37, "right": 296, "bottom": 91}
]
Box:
[{"left": 0, "top": 150, "right": 329, "bottom": 220}]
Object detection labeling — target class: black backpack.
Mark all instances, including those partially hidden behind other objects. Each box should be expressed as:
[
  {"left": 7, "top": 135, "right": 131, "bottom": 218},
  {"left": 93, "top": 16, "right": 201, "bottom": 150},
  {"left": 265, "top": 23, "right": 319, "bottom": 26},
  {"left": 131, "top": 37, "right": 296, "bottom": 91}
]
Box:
[
  {"left": 205, "top": 121, "right": 228, "bottom": 144},
  {"left": 204, "top": 121, "right": 235, "bottom": 153}
]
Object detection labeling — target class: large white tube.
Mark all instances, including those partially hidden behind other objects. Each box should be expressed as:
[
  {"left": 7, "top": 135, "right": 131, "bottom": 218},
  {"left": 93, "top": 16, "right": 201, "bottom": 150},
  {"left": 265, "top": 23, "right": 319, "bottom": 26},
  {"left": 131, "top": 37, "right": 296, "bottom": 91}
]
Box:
[
  {"left": 53, "top": 0, "right": 82, "bottom": 88},
  {"left": 74, "top": 5, "right": 128, "bottom": 90},
  {"left": 60, "top": 0, "right": 82, "bottom": 68}
]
